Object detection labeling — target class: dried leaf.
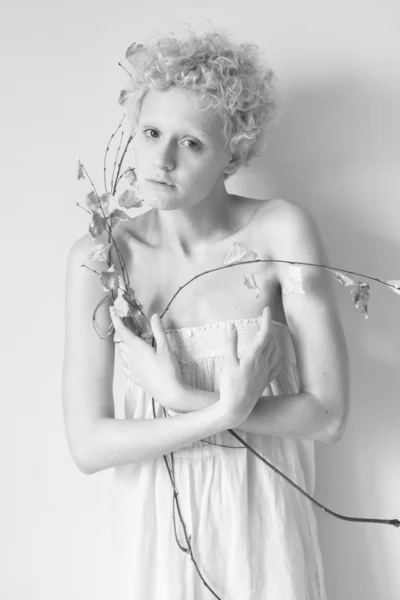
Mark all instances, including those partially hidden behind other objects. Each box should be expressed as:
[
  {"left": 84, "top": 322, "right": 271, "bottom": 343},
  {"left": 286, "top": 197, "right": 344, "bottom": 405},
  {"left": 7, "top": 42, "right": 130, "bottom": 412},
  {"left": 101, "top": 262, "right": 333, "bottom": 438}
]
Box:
[
  {"left": 109, "top": 208, "right": 132, "bottom": 229},
  {"left": 99, "top": 193, "right": 114, "bottom": 217},
  {"left": 351, "top": 282, "right": 370, "bottom": 319},
  {"left": 280, "top": 264, "right": 305, "bottom": 295},
  {"left": 111, "top": 278, "right": 143, "bottom": 336},
  {"left": 123, "top": 168, "right": 137, "bottom": 186},
  {"left": 87, "top": 242, "right": 112, "bottom": 262},
  {"left": 118, "top": 89, "right": 128, "bottom": 106},
  {"left": 244, "top": 273, "right": 260, "bottom": 298},
  {"left": 88, "top": 212, "right": 107, "bottom": 238},
  {"left": 99, "top": 264, "right": 119, "bottom": 292},
  {"left": 112, "top": 278, "right": 143, "bottom": 315},
  {"left": 224, "top": 242, "right": 258, "bottom": 265},
  {"left": 85, "top": 191, "right": 102, "bottom": 213},
  {"left": 76, "top": 157, "right": 85, "bottom": 180},
  {"left": 123, "top": 287, "right": 143, "bottom": 318},
  {"left": 117, "top": 188, "right": 144, "bottom": 209},
  {"left": 326, "top": 268, "right": 357, "bottom": 287},
  {"left": 386, "top": 279, "right": 400, "bottom": 296},
  {"left": 85, "top": 191, "right": 114, "bottom": 218},
  {"left": 113, "top": 283, "right": 129, "bottom": 317},
  {"left": 117, "top": 275, "right": 127, "bottom": 292},
  {"left": 107, "top": 194, "right": 121, "bottom": 214},
  {"left": 125, "top": 42, "right": 146, "bottom": 65}
]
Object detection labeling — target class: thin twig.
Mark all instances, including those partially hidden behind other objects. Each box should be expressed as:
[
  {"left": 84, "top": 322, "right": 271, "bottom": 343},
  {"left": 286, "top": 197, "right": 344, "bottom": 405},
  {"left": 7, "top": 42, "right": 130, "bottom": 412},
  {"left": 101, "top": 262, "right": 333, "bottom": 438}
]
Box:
[
  {"left": 110, "top": 129, "right": 124, "bottom": 194},
  {"left": 104, "top": 115, "right": 125, "bottom": 193},
  {"left": 112, "top": 133, "right": 135, "bottom": 196}
]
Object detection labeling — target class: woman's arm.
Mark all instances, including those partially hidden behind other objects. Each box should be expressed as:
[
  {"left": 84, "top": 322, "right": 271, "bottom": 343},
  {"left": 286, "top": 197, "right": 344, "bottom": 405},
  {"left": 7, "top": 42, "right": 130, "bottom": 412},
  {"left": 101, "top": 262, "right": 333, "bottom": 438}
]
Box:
[
  {"left": 162, "top": 384, "right": 342, "bottom": 443},
  {"left": 85, "top": 405, "right": 234, "bottom": 474},
  {"left": 62, "top": 234, "right": 235, "bottom": 476},
  {"left": 163, "top": 201, "right": 351, "bottom": 444}
]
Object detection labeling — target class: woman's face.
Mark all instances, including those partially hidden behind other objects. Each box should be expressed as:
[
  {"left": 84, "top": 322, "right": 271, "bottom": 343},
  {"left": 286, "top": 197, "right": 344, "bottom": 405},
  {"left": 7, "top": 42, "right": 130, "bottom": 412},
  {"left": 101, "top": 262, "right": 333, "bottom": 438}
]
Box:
[{"left": 132, "top": 87, "right": 234, "bottom": 210}]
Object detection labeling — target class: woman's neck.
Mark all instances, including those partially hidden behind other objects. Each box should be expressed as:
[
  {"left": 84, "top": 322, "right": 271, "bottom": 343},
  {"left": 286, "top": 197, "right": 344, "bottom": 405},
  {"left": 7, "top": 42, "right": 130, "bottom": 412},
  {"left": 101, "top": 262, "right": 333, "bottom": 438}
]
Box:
[{"left": 150, "top": 193, "right": 238, "bottom": 257}]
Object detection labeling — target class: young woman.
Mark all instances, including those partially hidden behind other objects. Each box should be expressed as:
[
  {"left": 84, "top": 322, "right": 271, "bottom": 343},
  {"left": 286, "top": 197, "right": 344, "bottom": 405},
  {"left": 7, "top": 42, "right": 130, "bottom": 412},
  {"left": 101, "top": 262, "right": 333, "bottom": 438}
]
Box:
[{"left": 62, "top": 27, "right": 350, "bottom": 599}]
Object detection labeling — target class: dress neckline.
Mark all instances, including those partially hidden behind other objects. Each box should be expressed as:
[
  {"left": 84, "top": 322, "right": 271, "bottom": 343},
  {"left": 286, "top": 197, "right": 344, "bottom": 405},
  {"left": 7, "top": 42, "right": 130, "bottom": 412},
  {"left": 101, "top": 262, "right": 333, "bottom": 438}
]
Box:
[{"left": 140, "top": 312, "right": 289, "bottom": 339}]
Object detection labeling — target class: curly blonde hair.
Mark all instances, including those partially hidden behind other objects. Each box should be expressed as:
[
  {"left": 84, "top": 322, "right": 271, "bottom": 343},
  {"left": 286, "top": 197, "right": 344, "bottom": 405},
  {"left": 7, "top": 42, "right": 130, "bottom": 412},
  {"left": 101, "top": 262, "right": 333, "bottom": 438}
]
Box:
[{"left": 118, "top": 27, "right": 282, "bottom": 179}]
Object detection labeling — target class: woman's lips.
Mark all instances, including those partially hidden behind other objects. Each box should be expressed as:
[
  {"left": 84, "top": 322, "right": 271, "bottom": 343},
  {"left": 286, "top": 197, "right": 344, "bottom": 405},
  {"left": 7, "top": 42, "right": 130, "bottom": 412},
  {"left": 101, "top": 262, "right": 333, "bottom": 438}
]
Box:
[{"left": 147, "top": 179, "right": 174, "bottom": 188}]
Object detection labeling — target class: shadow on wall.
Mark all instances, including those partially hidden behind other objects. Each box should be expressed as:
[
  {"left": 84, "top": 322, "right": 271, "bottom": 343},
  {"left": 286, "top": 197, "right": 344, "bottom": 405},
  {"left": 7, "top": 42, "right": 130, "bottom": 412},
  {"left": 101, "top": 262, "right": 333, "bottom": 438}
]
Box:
[{"left": 229, "top": 68, "right": 400, "bottom": 600}]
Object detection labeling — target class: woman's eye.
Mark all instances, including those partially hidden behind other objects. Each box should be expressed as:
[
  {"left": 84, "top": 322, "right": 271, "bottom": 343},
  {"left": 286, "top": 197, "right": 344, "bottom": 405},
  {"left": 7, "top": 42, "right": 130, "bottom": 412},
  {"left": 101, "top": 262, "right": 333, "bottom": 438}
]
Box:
[
  {"left": 144, "top": 128, "right": 159, "bottom": 139},
  {"left": 185, "top": 140, "right": 199, "bottom": 150},
  {"left": 143, "top": 129, "right": 199, "bottom": 150}
]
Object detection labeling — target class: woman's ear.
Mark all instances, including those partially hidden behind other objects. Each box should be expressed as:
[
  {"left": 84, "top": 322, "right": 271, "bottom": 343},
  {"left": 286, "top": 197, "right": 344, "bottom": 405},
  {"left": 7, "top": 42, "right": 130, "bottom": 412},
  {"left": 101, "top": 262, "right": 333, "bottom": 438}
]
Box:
[{"left": 224, "top": 157, "right": 241, "bottom": 177}]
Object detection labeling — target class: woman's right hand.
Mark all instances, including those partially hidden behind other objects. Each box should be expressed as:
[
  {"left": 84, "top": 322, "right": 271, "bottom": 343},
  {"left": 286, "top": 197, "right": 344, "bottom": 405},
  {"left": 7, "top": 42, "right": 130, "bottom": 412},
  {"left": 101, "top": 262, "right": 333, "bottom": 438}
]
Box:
[{"left": 218, "top": 307, "right": 282, "bottom": 426}]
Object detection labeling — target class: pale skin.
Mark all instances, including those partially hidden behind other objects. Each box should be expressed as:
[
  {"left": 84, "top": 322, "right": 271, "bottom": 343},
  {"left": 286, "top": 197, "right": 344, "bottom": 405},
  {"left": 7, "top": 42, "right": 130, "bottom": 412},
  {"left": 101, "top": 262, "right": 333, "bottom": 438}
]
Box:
[{"left": 62, "top": 87, "right": 350, "bottom": 474}]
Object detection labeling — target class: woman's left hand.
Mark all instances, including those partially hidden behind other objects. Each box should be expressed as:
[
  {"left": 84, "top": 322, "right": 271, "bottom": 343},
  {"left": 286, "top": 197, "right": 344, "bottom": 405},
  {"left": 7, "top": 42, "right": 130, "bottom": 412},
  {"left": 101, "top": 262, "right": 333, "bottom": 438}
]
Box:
[{"left": 110, "top": 308, "right": 183, "bottom": 407}]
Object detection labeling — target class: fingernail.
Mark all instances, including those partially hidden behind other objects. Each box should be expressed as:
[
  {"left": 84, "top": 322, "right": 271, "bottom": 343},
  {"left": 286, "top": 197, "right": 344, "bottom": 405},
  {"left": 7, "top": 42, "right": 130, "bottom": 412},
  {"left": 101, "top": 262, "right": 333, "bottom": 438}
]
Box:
[{"left": 227, "top": 322, "right": 235, "bottom": 331}]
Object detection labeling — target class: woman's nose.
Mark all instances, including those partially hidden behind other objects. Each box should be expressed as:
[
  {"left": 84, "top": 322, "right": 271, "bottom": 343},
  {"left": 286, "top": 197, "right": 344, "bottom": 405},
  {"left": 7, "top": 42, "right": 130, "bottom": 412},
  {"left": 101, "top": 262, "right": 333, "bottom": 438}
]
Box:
[{"left": 153, "top": 141, "right": 176, "bottom": 170}]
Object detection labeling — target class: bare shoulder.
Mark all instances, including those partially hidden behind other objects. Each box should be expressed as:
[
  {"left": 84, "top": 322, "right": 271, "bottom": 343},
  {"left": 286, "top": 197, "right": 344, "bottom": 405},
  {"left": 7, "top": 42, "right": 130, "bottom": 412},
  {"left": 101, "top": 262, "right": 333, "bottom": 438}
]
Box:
[
  {"left": 247, "top": 196, "right": 300, "bottom": 230},
  {"left": 260, "top": 197, "right": 320, "bottom": 247},
  {"left": 259, "top": 197, "right": 310, "bottom": 224},
  {"left": 69, "top": 229, "right": 112, "bottom": 259},
  {"left": 67, "top": 230, "right": 109, "bottom": 280},
  {"left": 253, "top": 197, "right": 307, "bottom": 244},
  {"left": 256, "top": 197, "right": 329, "bottom": 279},
  {"left": 268, "top": 199, "right": 332, "bottom": 290}
]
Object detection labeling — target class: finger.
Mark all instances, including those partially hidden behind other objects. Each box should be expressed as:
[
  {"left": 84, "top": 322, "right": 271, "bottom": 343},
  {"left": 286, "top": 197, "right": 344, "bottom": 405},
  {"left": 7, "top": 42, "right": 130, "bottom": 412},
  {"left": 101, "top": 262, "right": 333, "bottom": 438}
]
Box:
[
  {"left": 258, "top": 307, "right": 272, "bottom": 337},
  {"left": 270, "top": 363, "right": 281, "bottom": 381},
  {"left": 261, "top": 306, "right": 272, "bottom": 332},
  {"left": 270, "top": 344, "right": 281, "bottom": 364},
  {"left": 250, "top": 307, "right": 272, "bottom": 354},
  {"left": 262, "top": 337, "right": 279, "bottom": 361},
  {"left": 110, "top": 307, "right": 126, "bottom": 339},
  {"left": 151, "top": 313, "right": 169, "bottom": 351},
  {"left": 223, "top": 322, "right": 239, "bottom": 365}
]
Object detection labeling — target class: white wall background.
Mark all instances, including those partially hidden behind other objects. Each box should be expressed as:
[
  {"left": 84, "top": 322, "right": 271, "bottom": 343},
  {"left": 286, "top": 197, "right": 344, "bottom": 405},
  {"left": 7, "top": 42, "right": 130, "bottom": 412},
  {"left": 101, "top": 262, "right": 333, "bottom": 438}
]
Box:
[{"left": 1, "top": 1, "right": 399, "bottom": 598}]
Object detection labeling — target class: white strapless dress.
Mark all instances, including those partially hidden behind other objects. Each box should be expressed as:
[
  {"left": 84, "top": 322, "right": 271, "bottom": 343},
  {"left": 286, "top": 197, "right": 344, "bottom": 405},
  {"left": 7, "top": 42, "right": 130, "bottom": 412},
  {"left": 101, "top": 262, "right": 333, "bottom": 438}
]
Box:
[{"left": 108, "top": 315, "right": 327, "bottom": 600}]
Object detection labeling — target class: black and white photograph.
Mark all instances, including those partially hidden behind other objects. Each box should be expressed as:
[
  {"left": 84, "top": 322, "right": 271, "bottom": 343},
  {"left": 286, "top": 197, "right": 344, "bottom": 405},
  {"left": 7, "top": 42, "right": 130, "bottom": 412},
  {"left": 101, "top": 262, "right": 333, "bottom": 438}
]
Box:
[{"left": 2, "top": 1, "right": 400, "bottom": 599}]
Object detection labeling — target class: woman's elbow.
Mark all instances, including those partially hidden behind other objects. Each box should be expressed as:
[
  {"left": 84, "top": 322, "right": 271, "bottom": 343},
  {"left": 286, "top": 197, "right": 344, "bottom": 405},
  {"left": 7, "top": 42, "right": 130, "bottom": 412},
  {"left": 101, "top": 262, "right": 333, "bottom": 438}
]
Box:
[
  {"left": 67, "top": 435, "right": 96, "bottom": 475},
  {"left": 76, "top": 457, "right": 95, "bottom": 475}
]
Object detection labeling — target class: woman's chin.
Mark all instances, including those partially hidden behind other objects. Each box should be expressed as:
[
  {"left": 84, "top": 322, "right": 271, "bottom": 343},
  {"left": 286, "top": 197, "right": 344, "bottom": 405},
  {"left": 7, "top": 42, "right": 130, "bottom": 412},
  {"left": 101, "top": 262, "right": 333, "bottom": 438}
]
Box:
[{"left": 143, "top": 195, "right": 181, "bottom": 210}]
